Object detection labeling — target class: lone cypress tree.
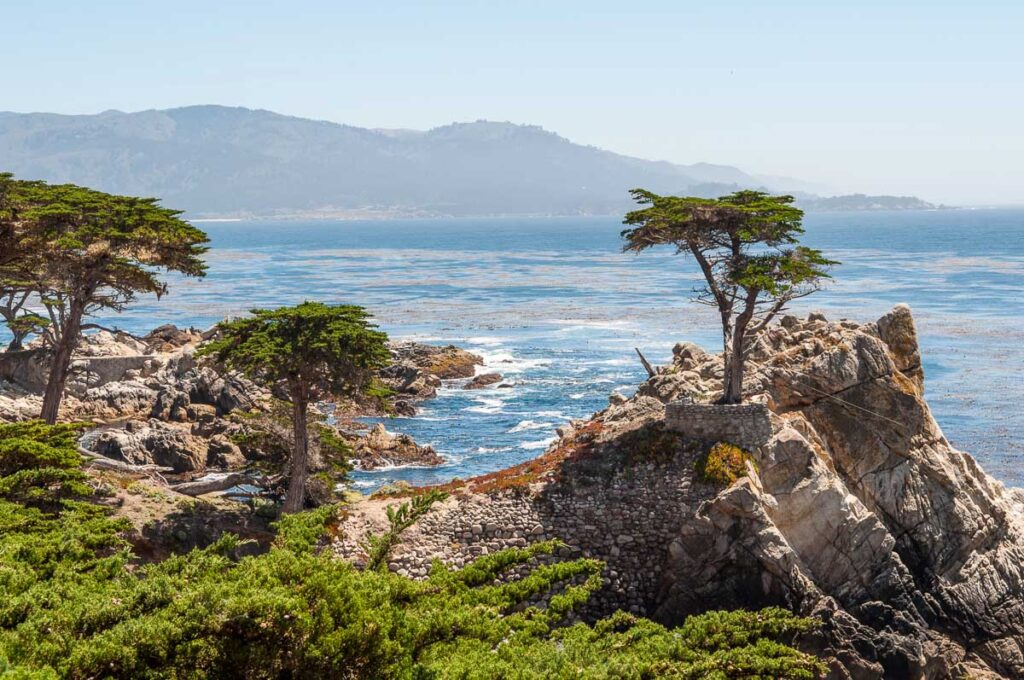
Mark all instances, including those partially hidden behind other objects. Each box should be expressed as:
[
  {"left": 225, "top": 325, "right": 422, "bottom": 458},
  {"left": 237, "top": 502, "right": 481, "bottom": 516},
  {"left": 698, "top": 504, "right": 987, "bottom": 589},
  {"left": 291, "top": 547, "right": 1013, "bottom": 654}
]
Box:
[
  {"left": 623, "top": 189, "right": 836, "bottom": 404},
  {"left": 199, "top": 302, "right": 390, "bottom": 513},
  {"left": 15, "top": 182, "right": 209, "bottom": 422}
]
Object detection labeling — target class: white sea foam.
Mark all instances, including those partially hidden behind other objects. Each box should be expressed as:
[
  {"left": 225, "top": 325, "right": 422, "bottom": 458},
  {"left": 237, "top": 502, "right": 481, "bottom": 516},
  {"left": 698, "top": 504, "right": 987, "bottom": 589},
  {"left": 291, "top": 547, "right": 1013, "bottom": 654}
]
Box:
[
  {"left": 473, "top": 446, "right": 514, "bottom": 454},
  {"left": 464, "top": 396, "right": 506, "bottom": 414},
  {"left": 354, "top": 459, "right": 451, "bottom": 473},
  {"left": 585, "top": 357, "right": 634, "bottom": 367},
  {"left": 466, "top": 335, "right": 505, "bottom": 346},
  {"left": 551, "top": 318, "right": 634, "bottom": 331},
  {"left": 508, "top": 420, "right": 554, "bottom": 433},
  {"left": 520, "top": 436, "right": 557, "bottom": 450},
  {"left": 533, "top": 410, "right": 569, "bottom": 419},
  {"left": 475, "top": 349, "right": 551, "bottom": 374},
  {"left": 569, "top": 392, "right": 587, "bottom": 400}
]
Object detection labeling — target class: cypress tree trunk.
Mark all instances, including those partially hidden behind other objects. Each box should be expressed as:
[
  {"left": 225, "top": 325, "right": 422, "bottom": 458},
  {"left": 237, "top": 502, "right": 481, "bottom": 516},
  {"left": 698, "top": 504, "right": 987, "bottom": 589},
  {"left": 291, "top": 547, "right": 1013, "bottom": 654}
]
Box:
[
  {"left": 722, "top": 337, "right": 745, "bottom": 404},
  {"left": 282, "top": 388, "right": 310, "bottom": 514},
  {"left": 721, "top": 313, "right": 751, "bottom": 405},
  {"left": 40, "top": 301, "right": 84, "bottom": 424}
]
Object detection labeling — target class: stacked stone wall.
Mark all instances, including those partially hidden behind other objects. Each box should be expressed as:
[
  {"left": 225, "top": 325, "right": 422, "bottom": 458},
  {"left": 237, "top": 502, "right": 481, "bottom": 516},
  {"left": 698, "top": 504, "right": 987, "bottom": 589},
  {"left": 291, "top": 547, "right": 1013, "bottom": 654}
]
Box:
[
  {"left": 335, "top": 446, "right": 717, "bottom": 619},
  {"left": 335, "top": 403, "right": 778, "bottom": 618},
  {"left": 664, "top": 402, "right": 772, "bottom": 450}
]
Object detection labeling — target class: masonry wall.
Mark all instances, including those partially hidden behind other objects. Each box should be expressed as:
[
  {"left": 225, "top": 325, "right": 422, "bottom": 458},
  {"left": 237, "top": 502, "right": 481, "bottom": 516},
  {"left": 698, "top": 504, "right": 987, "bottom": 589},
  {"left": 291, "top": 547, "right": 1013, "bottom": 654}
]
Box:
[
  {"left": 336, "top": 404, "right": 780, "bottom": 619},
  {"left": 664, "top": 402, "right": 772, "bottom": 450},
  {"left": 0, "top": 349, "right": 154, "bottom": 393},
  {"left": 336, "top": 444, "right": 719, "bottom": 619}
]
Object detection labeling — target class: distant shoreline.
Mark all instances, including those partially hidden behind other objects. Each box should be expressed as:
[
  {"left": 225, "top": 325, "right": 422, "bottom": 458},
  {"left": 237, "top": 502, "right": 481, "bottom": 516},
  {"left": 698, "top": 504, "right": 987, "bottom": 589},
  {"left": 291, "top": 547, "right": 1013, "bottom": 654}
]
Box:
[{"left": 184, "top": 205, "right": 1003, "bottom": 223}]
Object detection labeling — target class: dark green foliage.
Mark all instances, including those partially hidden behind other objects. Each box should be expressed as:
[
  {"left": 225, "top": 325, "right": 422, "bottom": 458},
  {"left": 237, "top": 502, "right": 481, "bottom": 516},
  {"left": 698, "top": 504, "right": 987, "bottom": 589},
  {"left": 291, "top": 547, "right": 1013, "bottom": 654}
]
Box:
[
  {"left": 0, "top": 173, "right": 208, "bottom": 423},
  {"left": 198, "top": 302, "right": 389, "bottom": 398},
  {"left": 200, "top": 302, "right": 391, "bottom": 513},
  {"left": 0, "top": 421, "right": 86, "bottom": 475},
  {"left": 0, "top": 422, "right": 825, "bottom": 678}
]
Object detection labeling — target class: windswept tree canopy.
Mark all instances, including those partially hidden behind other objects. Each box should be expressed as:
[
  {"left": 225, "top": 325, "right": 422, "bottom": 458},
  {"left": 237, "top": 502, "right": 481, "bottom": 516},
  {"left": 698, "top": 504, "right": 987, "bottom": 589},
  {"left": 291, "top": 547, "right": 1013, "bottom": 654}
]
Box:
[
  {"left": 623, "top": 189, "right": 832, "bottom": 312},
  {"left": 199, "top": 302, "right": 390, "bottom": 399},
  {"left": 0, "top": 174, "right": 209, "bottom": 329},
  {"left": 0, "top": 174, "right": 209, "bottom": 422},
  {"left": 200, "top": 302, "right": 392, "bottom": 512},
  {"left": 23, "top": 181, "right": 209, "bottom": 310},
  {"left": 623, "top": 189, "right": 837, "bottom": 403}
]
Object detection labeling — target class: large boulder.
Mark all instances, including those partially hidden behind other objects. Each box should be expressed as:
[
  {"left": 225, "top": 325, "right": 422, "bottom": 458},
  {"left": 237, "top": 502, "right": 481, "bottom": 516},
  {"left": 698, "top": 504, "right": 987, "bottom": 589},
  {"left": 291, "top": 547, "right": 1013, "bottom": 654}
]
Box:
[
  {"left": 388, "top": 341, "right": 483, "bottom": 379},
  {"left": 142, "top": 324, "right": 202, "bottom": 353},
  {"left": 90, "top": 420, "right": 209, "bottom": 473},
  {"left": 354, "top": 423, "right": 444, "bottom": 470},
  {"left": 463, "top": 372, "right": 502, "bottom": 390},
  {"left": 364, "top": 341, "right": 484, "bottom": 416}
]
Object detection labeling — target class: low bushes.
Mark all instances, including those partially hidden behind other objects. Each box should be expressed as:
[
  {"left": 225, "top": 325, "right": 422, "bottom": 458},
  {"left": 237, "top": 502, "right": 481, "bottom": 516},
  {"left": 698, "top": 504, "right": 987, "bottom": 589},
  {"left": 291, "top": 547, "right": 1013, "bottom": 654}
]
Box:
[
  {"left": 698, "top": 441, "right": 757, "bottom": 486},
  {"left": 0, "top": 421, "right": 822, "bottom": 678}
]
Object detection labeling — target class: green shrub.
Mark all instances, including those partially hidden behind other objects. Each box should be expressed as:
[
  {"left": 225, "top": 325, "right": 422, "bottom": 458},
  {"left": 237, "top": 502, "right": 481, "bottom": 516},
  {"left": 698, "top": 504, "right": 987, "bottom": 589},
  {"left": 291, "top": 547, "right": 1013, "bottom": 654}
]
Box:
[
  {"left": 0, "top": 422, "right": 823, "bottom": 678},
  {"left": 698, "top": 442, "right": 757, "bottom": 486}
]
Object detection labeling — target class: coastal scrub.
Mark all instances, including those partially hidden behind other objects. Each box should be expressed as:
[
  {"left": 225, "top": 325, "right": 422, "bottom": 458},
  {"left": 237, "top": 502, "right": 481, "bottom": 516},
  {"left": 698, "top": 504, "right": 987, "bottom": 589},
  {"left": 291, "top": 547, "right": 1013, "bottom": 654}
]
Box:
[
  {"left": 0, "top": 421, "right": 824, "bottom": 678},
  {"left": 698, "top": 441, "right": 757, "bottom": 485}
]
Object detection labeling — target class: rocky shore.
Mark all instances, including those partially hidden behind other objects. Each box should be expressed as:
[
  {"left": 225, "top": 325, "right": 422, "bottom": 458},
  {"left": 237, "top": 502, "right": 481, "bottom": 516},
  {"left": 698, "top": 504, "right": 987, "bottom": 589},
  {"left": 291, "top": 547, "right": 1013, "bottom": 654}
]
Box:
[
  {"left": 0, "top": 326, "right": 482, "bottom": 476},
  {"left": 332, "top": 306, "right": 1024, "bottom": 679}
]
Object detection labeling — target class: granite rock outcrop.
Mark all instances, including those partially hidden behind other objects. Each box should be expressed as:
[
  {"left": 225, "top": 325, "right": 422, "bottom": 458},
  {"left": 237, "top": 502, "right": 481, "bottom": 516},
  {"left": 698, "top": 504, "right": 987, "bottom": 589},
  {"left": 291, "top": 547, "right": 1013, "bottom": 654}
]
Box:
[
  {"left": 0, "top": 328, "right": 474, "bottom": 473},
  {"left": 334, "top": 306, "right": 1024, "bottom": 679}
]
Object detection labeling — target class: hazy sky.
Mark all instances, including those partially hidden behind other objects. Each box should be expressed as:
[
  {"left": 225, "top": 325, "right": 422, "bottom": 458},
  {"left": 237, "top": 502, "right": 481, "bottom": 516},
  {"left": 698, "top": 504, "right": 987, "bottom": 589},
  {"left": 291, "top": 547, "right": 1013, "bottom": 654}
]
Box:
[{"left": 3, "top": 1, "right": 1022, "bottom": 204}]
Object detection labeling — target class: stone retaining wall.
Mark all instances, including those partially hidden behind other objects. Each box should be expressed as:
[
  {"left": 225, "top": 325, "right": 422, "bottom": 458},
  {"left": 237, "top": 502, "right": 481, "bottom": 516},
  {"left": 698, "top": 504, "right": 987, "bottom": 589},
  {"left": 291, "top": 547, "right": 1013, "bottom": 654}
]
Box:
[
  {"left": 0, "top": 349, "right": 47, "bottom": 391},
  {"left": 664, "top": 402, "right": 772, "bottom": 450},
  {"left": 335, "top": 442, "right": 718, "bottom": 619}
]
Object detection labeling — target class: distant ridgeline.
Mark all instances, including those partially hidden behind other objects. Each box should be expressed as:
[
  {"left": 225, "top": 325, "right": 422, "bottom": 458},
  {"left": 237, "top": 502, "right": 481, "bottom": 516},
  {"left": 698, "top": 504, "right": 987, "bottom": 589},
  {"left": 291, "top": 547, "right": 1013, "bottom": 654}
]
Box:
[
  {"left": 797, "top": 193, "right": 948, "bottom": 211},
  {"left": 684, "top": 182, "right": 948, "bottom": 212},
  {"left": 0, "top": 106, "right": 942, "bottom": 217}
]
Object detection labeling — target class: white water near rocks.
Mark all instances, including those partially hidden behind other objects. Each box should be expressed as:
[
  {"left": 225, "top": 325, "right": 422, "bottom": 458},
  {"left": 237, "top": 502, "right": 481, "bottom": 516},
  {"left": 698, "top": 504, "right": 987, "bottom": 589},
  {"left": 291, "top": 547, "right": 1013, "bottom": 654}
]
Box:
[{"left": 12, "top": 210, "right": 1020, "bottom": 489}]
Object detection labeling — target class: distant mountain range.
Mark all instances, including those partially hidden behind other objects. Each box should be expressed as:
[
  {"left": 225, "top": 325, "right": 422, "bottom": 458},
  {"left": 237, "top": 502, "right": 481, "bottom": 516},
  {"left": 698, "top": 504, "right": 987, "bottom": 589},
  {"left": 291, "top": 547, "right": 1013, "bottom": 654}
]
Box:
[{"left": 0, "top": 106, "right": 944, "bottom": 217}]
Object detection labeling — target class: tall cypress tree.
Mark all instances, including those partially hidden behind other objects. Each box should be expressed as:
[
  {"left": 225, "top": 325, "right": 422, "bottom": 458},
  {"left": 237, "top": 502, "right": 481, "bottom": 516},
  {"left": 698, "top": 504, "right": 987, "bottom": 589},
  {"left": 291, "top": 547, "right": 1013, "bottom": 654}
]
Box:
[
  {"left": 623, "top": 189, "right": 837, "bottom": 404},
  {"left": 200, "top": 302, "right": 390, "bottom": 513},
  {"left": 1, "top": 177, "right": 208, "bottom": 422}
]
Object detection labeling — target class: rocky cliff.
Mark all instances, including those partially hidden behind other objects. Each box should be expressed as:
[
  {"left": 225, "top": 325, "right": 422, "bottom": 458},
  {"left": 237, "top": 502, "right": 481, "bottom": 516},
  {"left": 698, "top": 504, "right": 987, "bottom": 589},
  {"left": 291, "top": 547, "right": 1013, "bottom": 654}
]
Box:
[{"left": 333, "top": 306, "right": 1024, "bottom": 679}]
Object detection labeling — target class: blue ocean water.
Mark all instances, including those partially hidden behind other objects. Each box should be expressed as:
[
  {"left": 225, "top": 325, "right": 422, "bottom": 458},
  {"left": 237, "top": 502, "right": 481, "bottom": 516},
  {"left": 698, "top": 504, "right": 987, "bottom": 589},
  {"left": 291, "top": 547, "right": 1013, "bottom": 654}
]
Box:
[{"left": 16, "top": 210, "right": 1024, "bottom": 487}]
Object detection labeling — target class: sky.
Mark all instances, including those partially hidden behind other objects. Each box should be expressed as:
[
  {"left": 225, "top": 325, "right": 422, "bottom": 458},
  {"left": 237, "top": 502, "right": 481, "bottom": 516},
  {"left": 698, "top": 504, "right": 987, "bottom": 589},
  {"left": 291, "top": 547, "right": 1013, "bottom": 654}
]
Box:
[{"left": 2, "top": 0, "right": 1022, "bottom": 205}]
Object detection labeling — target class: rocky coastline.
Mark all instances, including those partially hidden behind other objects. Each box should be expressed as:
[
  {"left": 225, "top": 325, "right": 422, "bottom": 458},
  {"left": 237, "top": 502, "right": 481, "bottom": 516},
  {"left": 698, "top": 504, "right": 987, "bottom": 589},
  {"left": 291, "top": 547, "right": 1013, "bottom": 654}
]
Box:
[
  {"left": 2, "top": 306, "right": 1022, "bottom": 677},
  {"left": 0, "top": 325, "right": 482, "bottom": 477},
  {"left": 332, "top": 306, "right": 1024, "bottom": 679}
]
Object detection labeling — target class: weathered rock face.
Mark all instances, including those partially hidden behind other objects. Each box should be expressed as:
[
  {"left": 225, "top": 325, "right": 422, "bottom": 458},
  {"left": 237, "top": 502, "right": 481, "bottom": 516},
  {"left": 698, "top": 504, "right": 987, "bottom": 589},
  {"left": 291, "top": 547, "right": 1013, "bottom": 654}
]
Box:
[
  {"left": 91, "top": 420, "right": 210, "bottom": 473},
  {"left": 463, "top": 372, "right": 502, "bottom": 390},
  {"left": 1, "top": 329, "right": 459, "bottom": 474},
  {"left": 0, "top": 328, "right": 266, "bottom": 424},
  {"left": 334, "top": 341, "right": 484, "bottom": 417},
  {"left": 389, "top": 342, "right": 483, "bottom": 380},
  {"left": 333, "top": 306, "right": 1024, "bottom": 679},
  {"left": 354, "top": 423, "right": 444, "bottom": 470}
]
